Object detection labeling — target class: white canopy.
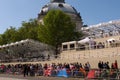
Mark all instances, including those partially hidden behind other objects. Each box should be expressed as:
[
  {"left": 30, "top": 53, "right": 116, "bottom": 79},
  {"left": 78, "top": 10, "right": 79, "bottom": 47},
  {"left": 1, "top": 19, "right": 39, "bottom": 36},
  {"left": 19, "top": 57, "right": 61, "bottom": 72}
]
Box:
[
  {"left": 78, "top": 37, "right": 93, "bottom": 44},
  {"left": 107, "top": 38, "right": 115, "bottom": 42}
]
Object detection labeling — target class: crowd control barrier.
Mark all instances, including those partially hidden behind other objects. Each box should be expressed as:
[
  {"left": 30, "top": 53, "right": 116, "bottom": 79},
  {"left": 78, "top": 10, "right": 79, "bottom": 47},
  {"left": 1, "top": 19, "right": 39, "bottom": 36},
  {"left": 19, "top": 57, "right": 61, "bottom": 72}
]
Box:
[{"left": 0, "top": 66, "right": 120, "bottom": 79}]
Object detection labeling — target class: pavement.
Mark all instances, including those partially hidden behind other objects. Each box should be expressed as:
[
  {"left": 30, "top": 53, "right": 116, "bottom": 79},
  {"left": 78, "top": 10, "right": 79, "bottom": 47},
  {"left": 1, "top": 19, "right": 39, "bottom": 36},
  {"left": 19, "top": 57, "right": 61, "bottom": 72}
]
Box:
[
  {"left": 0, "top": 77, "right": 28, "bottom": 80},
  {"left": 0, "top": 74, "right": 84, "bottom": 80}
]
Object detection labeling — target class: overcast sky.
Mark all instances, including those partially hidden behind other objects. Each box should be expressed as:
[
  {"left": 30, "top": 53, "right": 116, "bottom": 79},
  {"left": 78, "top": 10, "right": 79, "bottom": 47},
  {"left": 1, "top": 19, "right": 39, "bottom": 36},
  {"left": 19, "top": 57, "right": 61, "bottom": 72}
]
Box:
[{"left": 0, "top": 0, "right": 120, "bottom": 34}]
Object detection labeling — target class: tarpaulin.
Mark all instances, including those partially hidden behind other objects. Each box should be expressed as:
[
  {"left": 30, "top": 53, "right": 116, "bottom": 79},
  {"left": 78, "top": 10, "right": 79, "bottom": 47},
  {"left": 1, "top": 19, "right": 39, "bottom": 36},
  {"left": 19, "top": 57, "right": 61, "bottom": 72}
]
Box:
[
  {"left": 57, "top": 68, "right": 68, "bottom": 77},
  {"left": 87, "top": 70, "right": 95, "bottom": 79}
]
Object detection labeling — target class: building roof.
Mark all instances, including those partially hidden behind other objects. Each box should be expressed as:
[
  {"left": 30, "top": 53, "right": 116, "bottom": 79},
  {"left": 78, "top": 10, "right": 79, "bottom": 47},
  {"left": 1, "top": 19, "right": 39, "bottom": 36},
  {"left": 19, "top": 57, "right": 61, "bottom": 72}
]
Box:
[
  {"left": 50, "top": 0, "right": 65, "bottom": 3},
  {"left": 40, "top": 0, "right": 77, "bottom": 14},
  {"left": 0, "top": 39, "right": 53, "bottom": 54},
  {"left": 82, "top": 20, "right": 120, "bottom": 37}
]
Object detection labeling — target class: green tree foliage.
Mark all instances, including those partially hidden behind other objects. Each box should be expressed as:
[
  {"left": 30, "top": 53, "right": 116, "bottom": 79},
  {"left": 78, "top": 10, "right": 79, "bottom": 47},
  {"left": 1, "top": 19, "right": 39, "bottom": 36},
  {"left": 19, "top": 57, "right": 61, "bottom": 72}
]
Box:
[
  {"left": 0, "top": 11, "right": 84, "bottom": 56},
  {"left": 38, "top": 10, "right": 83, "bottom": 55},
  {"left": 18, "top": 19, "right": 39, "bottom": 40},
  {"left": 0, "top": 34, "right": 3, "bottom": 45},
  {"left": 0, "top": 27, "right": 19, "bottom": 45},
  {"left": 0, "top": 19, "right": 39, "bottom": 45}
]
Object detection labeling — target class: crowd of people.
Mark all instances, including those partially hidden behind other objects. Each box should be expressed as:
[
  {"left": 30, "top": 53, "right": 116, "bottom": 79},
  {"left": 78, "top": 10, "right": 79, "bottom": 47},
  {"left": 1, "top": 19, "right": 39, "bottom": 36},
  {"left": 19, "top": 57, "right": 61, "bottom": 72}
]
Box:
[
  {"left": 0, "top": 62, "right": 90, "bottom": 77},
  {"left": 0, "top": 60, "right": 119, "bottom": 79},
  {"left": 98, "top": 60, "right": 118, "bottom": 70}
]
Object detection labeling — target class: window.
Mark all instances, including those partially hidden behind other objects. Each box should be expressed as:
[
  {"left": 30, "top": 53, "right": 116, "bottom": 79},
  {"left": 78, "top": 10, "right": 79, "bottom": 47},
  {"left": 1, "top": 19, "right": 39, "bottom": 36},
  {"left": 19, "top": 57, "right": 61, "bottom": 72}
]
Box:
[
  {"left": 70, "top": 44, "right": 75, "bottom": 50},
  {"left": 63, "top": 45, "right": 67, "bottom": 51},
  {"left": 58, "top": 4, "right": 64, "bottom": 7}
]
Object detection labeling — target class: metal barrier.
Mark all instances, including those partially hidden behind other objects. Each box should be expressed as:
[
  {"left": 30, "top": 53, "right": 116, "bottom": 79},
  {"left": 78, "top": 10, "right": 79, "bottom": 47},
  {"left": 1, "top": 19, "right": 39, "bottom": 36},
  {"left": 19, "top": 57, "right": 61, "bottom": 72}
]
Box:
[
  {"left": 0, "top": 67, "right": 120, "bottom": 79},
  {"left": 85, "top": 69, "right": 120, "bottom": 80}
]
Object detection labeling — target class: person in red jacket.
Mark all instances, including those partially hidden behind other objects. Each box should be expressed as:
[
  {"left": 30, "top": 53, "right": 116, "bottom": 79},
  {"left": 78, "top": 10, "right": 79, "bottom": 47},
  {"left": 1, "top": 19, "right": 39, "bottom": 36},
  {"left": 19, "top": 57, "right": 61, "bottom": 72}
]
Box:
[{"left": 114, "top": 60, "right": 118, "bottom": 69}]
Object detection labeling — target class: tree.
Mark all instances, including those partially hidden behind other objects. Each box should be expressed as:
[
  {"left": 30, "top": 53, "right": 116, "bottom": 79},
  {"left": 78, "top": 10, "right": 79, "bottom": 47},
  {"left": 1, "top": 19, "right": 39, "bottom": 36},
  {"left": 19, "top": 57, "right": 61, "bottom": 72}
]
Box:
[
  {"left": 38, "top": 10, "right": 83, "bottom": 56},
  {"left": 0, "top": 27, "right": 19, "bottom": 45},
  {"left": 18, "top": 19, "right": 39, "bottom": 40},
  {"left": 0, "top": 19, "right": 39, "bottom": 45},
  {"left": 0, "top": 34, "right": 3, "bottom": 45}
]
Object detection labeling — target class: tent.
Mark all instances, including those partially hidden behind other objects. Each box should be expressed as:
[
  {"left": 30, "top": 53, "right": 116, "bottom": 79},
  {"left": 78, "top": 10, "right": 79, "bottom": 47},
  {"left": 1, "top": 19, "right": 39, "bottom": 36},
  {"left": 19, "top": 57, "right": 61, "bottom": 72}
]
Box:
[
  {"left": 107, "top": 38, "right": 115, "bottom": 42},
  {"left": 78, "top": 37, "right": 96, "bottom": 49},
  {"left": 78, "top": 37, "right": 91, "bottom": 44},
  {"left": 78, "top": 37, "right": 94, "bottom": 44}
]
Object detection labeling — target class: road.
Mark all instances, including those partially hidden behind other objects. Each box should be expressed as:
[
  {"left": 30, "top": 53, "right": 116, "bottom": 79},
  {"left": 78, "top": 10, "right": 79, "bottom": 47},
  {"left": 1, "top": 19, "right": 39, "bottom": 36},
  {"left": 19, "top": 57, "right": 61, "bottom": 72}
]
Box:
[
  {"left": 0, "top": 77, "right": 28, "bottom": 80},
  {"left": 0, "top": 74, "right": 84, "bottom": 80}
]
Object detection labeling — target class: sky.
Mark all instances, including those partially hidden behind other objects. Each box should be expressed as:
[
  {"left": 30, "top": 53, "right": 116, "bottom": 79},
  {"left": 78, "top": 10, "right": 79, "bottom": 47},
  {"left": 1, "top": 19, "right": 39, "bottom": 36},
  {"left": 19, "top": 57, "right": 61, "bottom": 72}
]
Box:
[{"left": 0, "top": 0, "right": 120, "bottom": 34}]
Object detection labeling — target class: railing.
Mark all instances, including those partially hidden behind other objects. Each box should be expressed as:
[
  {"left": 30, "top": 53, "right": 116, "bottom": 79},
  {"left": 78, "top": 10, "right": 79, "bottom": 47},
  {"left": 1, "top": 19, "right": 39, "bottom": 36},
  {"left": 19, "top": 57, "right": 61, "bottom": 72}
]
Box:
[
  {"left": 0, "top": 67, "right": 120, "bottom": 79},
  {"left": 85, "top": 69, "right": 120, "bottom": 80},
  {"left": 0, "top": 55, "right": 61, "bottom": 63},
  {"left": 61, "top": 46, "right": 120, "bottom": 60},
  {"left": 63, "top": 43, "right": 120, "bottom": 51}
]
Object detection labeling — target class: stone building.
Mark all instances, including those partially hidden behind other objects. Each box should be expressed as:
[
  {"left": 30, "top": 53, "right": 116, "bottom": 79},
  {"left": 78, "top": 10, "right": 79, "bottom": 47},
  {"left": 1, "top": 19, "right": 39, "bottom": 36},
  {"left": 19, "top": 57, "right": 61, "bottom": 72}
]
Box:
[{"left": 38, "top": 0, "right": 83, "bottom": 31}]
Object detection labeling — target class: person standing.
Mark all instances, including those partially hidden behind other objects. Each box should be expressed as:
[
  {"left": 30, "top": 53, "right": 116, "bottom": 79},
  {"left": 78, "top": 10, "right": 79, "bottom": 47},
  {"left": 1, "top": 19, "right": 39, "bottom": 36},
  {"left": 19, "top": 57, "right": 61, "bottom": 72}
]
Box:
[
  {"left": 114, "top": 60, "right": 118, "bottom": 69},
  {"left": 23, "top": 64, "right": 27, "bottom": 77}
]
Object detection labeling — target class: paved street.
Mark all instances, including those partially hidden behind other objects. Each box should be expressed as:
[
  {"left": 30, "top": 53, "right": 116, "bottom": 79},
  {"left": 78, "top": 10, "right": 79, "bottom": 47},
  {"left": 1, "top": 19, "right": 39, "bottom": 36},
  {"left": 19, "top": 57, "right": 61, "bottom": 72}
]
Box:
[
  {"left": 0, "top": 74, "right": 39, "bottom": 80},
  {"left": 0, "top": 74, "right": 84, "bottom": 80},
  {"left": 0, "top": 77, "right": 28, "bottom": 80}
]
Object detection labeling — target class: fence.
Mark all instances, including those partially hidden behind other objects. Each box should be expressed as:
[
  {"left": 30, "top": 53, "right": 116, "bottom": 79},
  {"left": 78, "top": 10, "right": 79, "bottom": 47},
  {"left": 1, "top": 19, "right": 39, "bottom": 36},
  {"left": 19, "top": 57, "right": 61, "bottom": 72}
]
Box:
[
  {"left": 0, "top": 66, "right": 120, "bottom": 79},
  {"left": 85, "top": 69, "right": 120, "bottom": 80}
]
